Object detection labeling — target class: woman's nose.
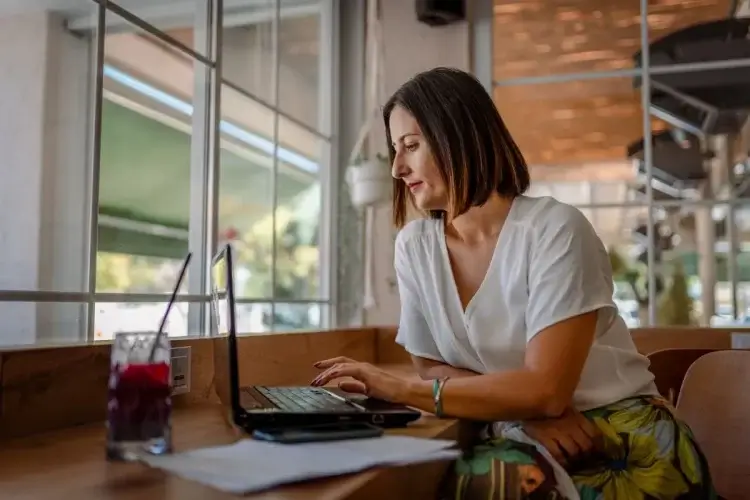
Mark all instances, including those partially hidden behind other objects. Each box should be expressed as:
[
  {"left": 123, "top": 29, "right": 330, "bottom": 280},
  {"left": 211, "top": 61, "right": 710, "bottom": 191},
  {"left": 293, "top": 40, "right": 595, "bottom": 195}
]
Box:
[{"left": 391, "top": 155, "right": 408, "bottom": 179}]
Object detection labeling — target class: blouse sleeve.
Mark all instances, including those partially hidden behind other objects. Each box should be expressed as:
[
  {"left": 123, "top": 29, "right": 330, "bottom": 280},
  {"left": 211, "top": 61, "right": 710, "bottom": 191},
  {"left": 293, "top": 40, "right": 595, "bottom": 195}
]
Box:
[
  {"left": 525, "top": 205, "right": 617, "bottom": 342},
  {"left": 393, "top": 233, "right": 445, "bottom": 362}
]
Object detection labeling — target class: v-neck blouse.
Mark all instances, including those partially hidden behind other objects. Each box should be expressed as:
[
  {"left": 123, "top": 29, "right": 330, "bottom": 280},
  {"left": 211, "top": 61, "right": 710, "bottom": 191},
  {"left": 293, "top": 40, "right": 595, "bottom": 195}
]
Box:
[{"left": 393, "top": 195, "right": 657, "bottom": 411}]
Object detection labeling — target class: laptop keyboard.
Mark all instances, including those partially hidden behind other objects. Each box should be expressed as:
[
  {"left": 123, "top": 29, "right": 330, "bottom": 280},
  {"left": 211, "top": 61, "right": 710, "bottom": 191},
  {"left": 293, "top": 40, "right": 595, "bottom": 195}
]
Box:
[{"left": 256, "top": 386, "right": 359, "bottom": 413}]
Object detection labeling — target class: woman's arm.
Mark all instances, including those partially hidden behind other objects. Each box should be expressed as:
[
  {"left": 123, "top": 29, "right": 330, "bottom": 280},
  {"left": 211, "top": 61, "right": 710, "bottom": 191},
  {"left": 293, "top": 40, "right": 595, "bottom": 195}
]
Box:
[
  {"left": 400, "top": 311, "right": 597, "bottom": 421},
  {"left": 313, "top": 206, "right": 610, "bottom": 421},
  {"left": 312, "top": 311, "right": 598, "bottom": 421},
  {"left": 410, "top": 354, "right": 479, "bottom": 380}
]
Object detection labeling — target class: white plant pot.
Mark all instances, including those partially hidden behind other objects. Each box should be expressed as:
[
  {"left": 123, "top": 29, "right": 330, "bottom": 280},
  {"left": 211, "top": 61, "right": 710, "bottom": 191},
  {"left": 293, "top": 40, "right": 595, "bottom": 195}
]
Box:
[{"left": 346, "top": 160, "right": 391, "bottom": 208}]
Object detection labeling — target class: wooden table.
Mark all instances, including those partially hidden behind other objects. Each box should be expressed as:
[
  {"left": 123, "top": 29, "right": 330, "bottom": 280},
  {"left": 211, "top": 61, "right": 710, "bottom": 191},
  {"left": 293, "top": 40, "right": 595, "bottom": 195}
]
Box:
[{"left": 0, "top": 404, "right": 461, "bottom": 500}]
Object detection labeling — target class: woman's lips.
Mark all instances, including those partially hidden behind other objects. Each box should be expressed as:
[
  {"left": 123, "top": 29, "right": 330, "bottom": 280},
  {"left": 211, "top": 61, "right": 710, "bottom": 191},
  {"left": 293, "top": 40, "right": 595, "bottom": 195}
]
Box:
[{"left": 407, "top": 181, "right": 423, "bottom": 191}]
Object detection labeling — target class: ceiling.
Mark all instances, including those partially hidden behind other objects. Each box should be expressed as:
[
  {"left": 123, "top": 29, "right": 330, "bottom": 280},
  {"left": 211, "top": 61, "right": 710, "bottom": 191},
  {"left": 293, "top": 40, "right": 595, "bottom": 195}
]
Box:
[{"left": 492, "top": 0, "right": 732, "bottom": 167}]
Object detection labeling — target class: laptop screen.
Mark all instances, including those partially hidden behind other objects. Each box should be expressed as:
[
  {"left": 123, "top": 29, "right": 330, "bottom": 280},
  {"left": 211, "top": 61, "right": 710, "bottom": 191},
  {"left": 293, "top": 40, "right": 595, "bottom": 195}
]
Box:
[
  {"left": 210, "top": 245, "right": 239, "bottom": 412},
  {"left": 211, "top": 253, "right": 230, "bottom": 335}
]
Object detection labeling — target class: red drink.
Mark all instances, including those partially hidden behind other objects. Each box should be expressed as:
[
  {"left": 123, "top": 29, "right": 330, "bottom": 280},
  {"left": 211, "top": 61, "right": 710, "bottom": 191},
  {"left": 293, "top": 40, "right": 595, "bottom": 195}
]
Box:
[
  {"left": 108, "top": 362, "right": 171, "bottom": 441},
  {"left": 106, "top": 333, "right": 172, "bottom": 461}
]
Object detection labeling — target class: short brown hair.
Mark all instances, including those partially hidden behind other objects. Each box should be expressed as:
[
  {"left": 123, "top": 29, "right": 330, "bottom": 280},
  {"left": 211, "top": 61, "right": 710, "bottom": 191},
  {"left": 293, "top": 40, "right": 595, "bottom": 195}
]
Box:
[{"left": 384, "top": 67, "right": 530, "bottom": 228}]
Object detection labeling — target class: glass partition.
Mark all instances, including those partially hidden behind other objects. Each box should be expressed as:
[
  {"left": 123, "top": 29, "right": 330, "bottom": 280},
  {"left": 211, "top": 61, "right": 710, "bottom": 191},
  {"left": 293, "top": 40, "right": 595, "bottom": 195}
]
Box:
[{"left": 493, "top": 0, "right": 750, "bottom": 326}]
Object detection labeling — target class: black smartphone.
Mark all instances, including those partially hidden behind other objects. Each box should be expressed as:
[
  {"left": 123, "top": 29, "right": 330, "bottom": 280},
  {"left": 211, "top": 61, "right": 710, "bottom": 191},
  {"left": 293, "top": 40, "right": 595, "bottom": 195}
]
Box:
[{"left": 252, "top": 422, "right": 384, "bottom": 444}]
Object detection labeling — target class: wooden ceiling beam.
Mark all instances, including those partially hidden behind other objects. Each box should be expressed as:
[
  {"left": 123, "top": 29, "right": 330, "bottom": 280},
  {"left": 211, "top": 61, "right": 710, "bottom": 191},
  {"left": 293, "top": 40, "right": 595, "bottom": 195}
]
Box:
[{"left": 493, "top": 0, "right": 731, "bottom": 167}]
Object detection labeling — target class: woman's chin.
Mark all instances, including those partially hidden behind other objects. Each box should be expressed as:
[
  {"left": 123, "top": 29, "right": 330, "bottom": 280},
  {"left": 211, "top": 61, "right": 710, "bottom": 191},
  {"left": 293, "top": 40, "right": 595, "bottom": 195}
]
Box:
[{"left": 412, "top": 194, "right": 439, "bottom": 212}]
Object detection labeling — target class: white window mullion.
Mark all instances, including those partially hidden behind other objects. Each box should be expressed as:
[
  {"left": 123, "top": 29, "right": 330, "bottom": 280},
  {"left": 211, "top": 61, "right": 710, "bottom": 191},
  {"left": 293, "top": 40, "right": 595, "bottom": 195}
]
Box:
[
  {"left": 270, "top": 0, "right": 280, "bottom": 330},
  {"left": 318, "top": 0, "right": 336, "bottom": 328},
  {"left": 188, "top": 0, "right": 221, "bottom": 336}
]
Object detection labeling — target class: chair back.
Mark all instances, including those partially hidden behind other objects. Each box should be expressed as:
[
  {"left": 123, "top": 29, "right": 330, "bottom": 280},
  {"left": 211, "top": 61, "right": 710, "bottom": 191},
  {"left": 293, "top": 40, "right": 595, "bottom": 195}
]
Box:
[
  {"left": 647, "top": 348, "right": 717, "bottom": 403},
  {"left": 676, "top": 350, "right": 750, "bottom": 499}
]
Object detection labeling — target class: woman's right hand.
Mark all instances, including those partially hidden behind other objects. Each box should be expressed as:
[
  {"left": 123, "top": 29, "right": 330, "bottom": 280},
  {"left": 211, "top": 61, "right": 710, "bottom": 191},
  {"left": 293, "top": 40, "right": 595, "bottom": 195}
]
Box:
[{"left": 521, "top": 408, "right": 603, "bottom": 466}]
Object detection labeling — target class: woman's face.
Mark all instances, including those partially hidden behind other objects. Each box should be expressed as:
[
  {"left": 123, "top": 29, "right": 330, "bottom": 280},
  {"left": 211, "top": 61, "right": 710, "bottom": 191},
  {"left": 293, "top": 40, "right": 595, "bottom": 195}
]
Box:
[{"left": 389, "top": 105, "right": 447, "bottom": 211}]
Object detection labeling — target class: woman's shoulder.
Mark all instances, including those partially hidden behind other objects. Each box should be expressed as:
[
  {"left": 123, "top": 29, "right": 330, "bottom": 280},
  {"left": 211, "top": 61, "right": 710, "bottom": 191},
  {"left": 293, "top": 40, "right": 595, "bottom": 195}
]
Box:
[
  {"left": 395, "top": 218, "right": 440, "bottom": 251},
  {"left": 512, "top": 195, "right": 597, "bottom": 238},
  {"left": 513, "top": 195, "right": 587, "bottom": 224}
]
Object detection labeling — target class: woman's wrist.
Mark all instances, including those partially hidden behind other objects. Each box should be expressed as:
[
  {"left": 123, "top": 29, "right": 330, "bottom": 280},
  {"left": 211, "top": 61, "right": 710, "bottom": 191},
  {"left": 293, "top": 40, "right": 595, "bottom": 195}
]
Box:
[
  {"left": 395, "top": 377, "right": 442, "bottom": 413},
  {"left": 433, "top": 376, "right": 450, "bottom": 417}
]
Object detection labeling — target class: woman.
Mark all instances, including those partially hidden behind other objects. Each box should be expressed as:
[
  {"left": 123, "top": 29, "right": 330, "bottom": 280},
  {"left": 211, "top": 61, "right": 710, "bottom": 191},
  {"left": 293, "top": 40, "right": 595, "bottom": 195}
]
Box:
[{"left": 312, "top": 67, "right": 715, "bottom": 499}]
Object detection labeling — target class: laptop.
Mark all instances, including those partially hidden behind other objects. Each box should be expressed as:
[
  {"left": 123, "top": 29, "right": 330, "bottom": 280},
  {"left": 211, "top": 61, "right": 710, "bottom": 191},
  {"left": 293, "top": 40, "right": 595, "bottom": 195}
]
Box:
[{"left": 210, "top": 243, "right": 422, "bottom": 431}]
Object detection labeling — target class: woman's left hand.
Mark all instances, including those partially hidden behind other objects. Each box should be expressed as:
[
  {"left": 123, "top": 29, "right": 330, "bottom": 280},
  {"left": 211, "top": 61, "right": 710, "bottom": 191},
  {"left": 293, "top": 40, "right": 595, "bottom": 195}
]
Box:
[{"left": 311, "top": 357, "right": 409, "bottom": 402}]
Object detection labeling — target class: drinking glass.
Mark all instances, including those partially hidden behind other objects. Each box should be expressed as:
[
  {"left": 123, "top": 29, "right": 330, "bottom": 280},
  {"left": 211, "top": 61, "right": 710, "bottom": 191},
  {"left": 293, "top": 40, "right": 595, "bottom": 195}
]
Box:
[{"left": 106, "top": 332, "right": 172, "bottom": 461}]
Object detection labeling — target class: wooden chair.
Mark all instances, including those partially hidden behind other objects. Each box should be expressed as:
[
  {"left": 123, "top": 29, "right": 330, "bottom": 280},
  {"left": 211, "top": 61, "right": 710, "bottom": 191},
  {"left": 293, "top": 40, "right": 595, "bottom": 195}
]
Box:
[
  {"left": 646, "top": 348, "right": 718, "bottom": 403},
  {"left": 676, "top": 350, "right": 750, "bottom": 499}
]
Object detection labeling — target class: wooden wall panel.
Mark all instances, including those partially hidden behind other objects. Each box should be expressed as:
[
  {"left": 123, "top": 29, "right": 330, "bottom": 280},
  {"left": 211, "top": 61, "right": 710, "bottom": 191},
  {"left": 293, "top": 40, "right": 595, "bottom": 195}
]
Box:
[
  {"left": 0, "top": 339, "right": 215, "bottom": 440},
  {"left": 0, "top": 325, "right": 737, "bottom": 440},
  {"left": 375, "top": 327, "right": 411, "bottom": 365},
  {"left": 631, "top": 327, "right": 734, "bottom": 354},
  {"left": 375, "top": 326, "right": 741, "bottom": 361},
  {"left": 492, "top": 0, "right": 730, "bottom": 166},
  {"left": 0, "top": 344, "right": 111, "bottom": 439},
  {"left": 233, "top": 329, "right": 377, "bottom": 387},
  {"left": 0, "top": 329, "right": 377, "bottom": 441}
]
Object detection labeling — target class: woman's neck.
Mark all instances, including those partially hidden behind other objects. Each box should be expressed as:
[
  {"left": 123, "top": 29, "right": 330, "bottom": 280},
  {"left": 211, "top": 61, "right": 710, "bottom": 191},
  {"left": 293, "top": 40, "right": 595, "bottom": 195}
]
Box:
[{"left": 446, "top": 195, "right": 514, "bottom": 244}]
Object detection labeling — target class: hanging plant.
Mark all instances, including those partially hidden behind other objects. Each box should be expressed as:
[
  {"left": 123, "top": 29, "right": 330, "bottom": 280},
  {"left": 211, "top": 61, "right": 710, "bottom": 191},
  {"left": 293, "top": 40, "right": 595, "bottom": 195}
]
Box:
[{"left": 345, "top": 153, "right": 391, "bottom": 208}]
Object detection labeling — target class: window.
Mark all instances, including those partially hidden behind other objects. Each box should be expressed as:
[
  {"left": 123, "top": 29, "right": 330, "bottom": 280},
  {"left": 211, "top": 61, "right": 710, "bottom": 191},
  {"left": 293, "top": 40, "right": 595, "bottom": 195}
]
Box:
[
  {"left": 492, "top": 0, "right": 750, "bottom": 327},
  {"left": 0, "top": 0, "right": 337, "bottom": 346}
]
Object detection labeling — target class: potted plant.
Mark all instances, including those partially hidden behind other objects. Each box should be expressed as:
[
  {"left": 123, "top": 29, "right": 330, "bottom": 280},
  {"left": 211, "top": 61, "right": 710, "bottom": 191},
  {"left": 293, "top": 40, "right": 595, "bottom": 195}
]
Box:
[
  {"left": 609, "top": 247, "right": 664, "bottom": 325},
  {"left": 345, "top": 153, "right": 391, "bottom": 208},
  {"left": 657, "top": 260, "right": 695, "bottom": 326}
]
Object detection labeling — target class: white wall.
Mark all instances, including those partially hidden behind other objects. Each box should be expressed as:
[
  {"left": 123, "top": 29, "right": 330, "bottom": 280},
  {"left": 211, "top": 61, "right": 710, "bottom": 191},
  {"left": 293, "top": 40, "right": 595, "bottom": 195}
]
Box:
[
  {"left": 363, "top": 0, "right": 471, "bottom": 326},
  {"left": 0, "top": 11, "right": 90, "bottom": 345}
]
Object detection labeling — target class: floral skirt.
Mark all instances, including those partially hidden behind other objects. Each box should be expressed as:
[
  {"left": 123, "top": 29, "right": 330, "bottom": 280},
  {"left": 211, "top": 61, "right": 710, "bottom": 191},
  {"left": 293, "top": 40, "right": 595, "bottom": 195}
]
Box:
[{"left": 445, "top": 396, "right": 717, "bottom": 499}]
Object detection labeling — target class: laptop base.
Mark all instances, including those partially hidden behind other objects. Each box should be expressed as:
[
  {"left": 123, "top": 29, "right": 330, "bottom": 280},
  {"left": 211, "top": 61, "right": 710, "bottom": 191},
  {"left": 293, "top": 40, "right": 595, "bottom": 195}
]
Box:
[{"left": 235, "top": 385, "right": 421, "bottom": 431}]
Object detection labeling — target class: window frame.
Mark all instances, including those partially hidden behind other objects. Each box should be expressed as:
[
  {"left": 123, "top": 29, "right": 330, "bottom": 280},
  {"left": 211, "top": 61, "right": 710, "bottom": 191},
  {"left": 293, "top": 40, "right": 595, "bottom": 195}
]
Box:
[{"left": 0, "top": 0, "right": 339, "bottom": 341}]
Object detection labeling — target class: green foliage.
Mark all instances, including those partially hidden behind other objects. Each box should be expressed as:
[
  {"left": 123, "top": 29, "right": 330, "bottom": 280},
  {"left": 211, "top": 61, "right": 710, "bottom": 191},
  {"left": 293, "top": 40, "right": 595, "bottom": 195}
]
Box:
[
  {"left": 608, "top": 247, "right": 629, "bottom": 278},
  {"left": 233, "top": 205, "right": 319, "bottom": 299},
  {"left": 657, "top": 261, "right": 694, "bottom": 326},
  {"left": 610, "top": 245, "right": 694, "bottom": 326},
  {"left": 96, "top": 253, "right": 167, "bottom": 293},
  {"left": 608, "top": 247, "right": 649, "bottom": 306}
]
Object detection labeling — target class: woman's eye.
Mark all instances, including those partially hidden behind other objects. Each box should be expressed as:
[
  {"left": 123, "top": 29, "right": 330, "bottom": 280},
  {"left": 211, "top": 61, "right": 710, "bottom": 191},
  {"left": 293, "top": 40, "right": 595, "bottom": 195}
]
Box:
[{"left": 405, "top": 143, "right": 418, "bottom": 152}]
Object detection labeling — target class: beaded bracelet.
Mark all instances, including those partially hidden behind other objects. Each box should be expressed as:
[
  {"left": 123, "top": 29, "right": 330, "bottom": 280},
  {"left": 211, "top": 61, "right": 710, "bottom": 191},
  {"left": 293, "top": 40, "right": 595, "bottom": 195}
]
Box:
[{"left": 432, "top": 376, "right": 450, "bottom": 418}]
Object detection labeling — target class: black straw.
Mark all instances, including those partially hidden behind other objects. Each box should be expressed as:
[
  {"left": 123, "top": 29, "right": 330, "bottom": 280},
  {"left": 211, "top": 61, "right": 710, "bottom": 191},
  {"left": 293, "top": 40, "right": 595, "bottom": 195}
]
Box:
[{"left": 149, "top": 252, "right": 192, "bottom": 363}]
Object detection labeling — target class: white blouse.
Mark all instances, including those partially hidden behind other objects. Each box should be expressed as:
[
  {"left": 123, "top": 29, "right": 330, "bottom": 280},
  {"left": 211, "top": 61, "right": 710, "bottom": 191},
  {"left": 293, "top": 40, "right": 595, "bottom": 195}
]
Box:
[{"left": 394, "top": 195, "right": 658, "bottom": 411}]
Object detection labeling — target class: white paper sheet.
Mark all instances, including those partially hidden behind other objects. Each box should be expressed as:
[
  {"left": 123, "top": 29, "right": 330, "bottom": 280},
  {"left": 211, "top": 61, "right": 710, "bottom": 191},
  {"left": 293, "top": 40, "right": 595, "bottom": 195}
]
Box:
[{"left": 141, "top": 435, "right": 460, "bottom": 495}]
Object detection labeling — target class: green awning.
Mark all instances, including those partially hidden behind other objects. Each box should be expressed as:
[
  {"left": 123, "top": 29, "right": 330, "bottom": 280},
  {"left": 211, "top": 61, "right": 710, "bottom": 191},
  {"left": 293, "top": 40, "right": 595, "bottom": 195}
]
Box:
[{"left": 97, "top": 99, "right": 315, "bottom": 259}]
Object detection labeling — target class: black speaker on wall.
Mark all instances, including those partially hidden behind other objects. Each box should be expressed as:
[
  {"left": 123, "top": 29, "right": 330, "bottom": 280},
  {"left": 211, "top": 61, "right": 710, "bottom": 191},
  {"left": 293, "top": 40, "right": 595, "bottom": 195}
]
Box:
[{"left": 416, "top": 0, "right": 466, "bottom": 27}]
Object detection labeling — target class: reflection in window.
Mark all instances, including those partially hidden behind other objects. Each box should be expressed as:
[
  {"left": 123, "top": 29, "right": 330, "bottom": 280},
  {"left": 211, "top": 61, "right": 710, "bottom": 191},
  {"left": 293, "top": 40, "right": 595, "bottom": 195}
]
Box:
[{"left": 96, "top": 11, "right": 199, "bottom": 295}]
